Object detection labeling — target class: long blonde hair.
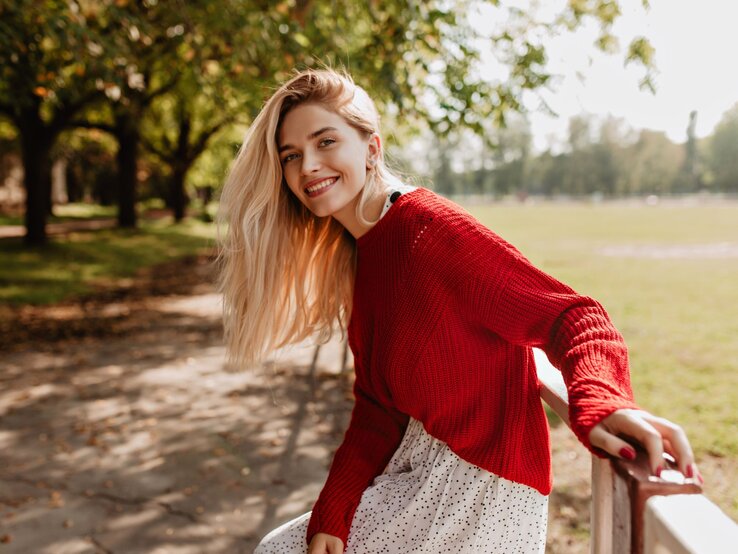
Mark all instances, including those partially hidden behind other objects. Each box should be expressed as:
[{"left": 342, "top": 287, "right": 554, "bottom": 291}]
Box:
[{"left": 216, "top": 68, "right": 404, "bottom": 368}]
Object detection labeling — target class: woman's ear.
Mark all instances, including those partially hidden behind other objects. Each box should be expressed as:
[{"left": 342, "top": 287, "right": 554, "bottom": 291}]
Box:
[{"left": 366, "top": 133, "right": 382, "bottom": 169}]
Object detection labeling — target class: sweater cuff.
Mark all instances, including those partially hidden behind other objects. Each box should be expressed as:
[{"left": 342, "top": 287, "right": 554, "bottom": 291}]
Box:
[
  {"left": 569, "top": 400, "right": 641, "bottom": 458},
  {"left": 306, "top": 507, "right": 348, "bottom": 548}
]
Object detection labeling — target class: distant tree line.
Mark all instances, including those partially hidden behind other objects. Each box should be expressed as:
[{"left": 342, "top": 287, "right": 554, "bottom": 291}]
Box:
[{"left": 420, "top": 106, "right": 738, "bottom": 197}]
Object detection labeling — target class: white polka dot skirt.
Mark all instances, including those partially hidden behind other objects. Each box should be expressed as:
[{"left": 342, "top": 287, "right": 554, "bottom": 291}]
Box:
[{"left": 254, "top": 417, "right": 548, "bottom": 553}]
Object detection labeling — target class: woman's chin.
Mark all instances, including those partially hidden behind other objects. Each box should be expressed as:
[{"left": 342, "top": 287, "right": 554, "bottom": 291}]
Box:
[
  {"left": 307, "top": 198, "right": 351, "bottom": 219},
  {"left": 306, "top": 203, "right": 339, "bottom": 219}
]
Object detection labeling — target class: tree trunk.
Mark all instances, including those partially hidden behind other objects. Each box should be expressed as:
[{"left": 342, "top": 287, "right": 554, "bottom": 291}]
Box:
[
  {"left": 19, "top": 116, "right": 53, "bottom": 246},
  {"left": 44, "top": 165, "right": 53, "bottom": 217},
  {"left": 170, "top": 111, "right": 191, "bottom": 222},
  {"left": 116, "top": 119, "right": 139, "bottom": 228},
  {"left": 171, "top": 164, "right": 188, "bottom": 222}
]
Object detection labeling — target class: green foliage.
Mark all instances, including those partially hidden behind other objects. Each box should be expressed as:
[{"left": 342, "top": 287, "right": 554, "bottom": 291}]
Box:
[
  {"left": 625, "top": 36, "right": 656, "bottom": 92},
  {"left": 707, "top": 103, "right": 738, "bottom": 192},
  {"left": 0, "top": 0, "right": 99, "bottom": 117},
  {"left": 125, "top": 0, "right": 658, "bottom": 206},
  {"left": 1, "top": 0, "right": 661, "bottom": 240},
  {"left": 671, "top": 111, "right": 701, "bottom": 192},
  {"left": 1, "top": 0, "right": 656, "bottom": 140},
  {"left": 620, "top": 129, "right": 684, "bottom": 195}
]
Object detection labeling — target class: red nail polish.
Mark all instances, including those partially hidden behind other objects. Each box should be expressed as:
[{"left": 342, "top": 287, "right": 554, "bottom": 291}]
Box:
[
  {"left": 655, "top": 465, "right": 663, "bottom": 478},
  {"left": 688, "top": 464, "right": 705, "bottom": 485},
  {"left": 619, "top": 447, "right": 636, "bottom": 460}
]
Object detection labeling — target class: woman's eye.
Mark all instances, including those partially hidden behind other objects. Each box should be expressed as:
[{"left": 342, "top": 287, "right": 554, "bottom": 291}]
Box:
[
  {"left": 282, "top": 153, "right": 298, "bottom": 163},
  {"left": 319, "top": 138, "right": 335, "bottom": 147}
]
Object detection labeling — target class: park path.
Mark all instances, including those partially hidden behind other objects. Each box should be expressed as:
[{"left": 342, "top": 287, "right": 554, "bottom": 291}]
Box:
[{"left": 0, "top": 272, "right": 593, "bottom": 553}]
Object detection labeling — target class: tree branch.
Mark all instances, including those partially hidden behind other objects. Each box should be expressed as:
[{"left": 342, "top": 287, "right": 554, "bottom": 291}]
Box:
[
  {"left": 140, "top": 133, "right": 171, "bottom": 162},
  {"left": 144, "top": 74, "right": 180, "bottom": 105},
  {"left": 190, "top": 116, "right": 234, "bottom": 158},
  {"left": 50, "top": 89, "right": 105, "bottom": 135},
  {"left": 69, "top": 119, "right": 116, "bottom": 134}
]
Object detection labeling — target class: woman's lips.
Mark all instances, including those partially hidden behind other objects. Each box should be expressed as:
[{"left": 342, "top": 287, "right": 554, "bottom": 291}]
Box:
[{"left": 305, "top": 177, "right": 339, "bottom": 198}]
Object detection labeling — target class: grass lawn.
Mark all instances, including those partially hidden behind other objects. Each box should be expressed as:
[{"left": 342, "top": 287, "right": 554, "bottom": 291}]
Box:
[
  {"left": 0, "top": 217, "right": 217, "bottom": 305},
  {"left": 0, "top": 203, "right": 117, "bottom": 226},
  {"left": 464, "top": 199, "right": 738, "bottom": 518}
]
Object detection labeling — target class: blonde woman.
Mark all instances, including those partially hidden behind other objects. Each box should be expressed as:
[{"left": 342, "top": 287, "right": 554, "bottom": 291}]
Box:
[{"left": 217, "top": 69, "right": 701, "bottom": 554}]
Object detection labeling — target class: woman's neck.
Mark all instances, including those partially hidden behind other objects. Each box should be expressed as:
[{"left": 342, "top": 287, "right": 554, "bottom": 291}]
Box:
[{"left": 332, "top": 185, "right": 389, "bottom": 239}]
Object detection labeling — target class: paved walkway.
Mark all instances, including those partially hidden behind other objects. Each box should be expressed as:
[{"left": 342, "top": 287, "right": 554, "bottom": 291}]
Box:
[
  {"left": 0, "top": 290, "right": 359, "bottom": 553},
  {"left": 0, "top": 287, "right": 592, "bottom": 553}
]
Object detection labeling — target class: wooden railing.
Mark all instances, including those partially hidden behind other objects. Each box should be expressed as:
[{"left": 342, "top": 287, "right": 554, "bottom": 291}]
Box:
[{"left": 534, "top": 348, "right": 738, "bottom": 553}]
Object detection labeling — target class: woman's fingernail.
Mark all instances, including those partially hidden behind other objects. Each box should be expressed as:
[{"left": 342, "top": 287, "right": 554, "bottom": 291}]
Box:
[
  {"left": 695, "top": 465, "right": 705, "bottom": 485},
  {"left": 687, "top": 463, "right": 705, "bottom": 485},
  {"left": 619, "top": 447, "right": 636, "bottom": 460}
]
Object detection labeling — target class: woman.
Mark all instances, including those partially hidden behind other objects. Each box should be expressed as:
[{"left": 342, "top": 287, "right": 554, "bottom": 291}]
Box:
[{"left": 217, "top": 69, "right": 701, "bottom": 554}]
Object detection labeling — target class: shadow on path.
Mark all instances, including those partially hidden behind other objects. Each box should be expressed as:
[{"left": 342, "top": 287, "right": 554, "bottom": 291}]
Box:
[{"left": 0, "top": 273, "right": 352, "bottom": 553}]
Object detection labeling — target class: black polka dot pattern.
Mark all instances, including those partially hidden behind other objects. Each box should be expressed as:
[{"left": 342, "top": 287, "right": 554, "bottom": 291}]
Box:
[
  {"left": 254, "top": 417, "right": 548, "bottom": 553},
  {"left": 379, "top": 184, "right": 417, "bottom": 219}
]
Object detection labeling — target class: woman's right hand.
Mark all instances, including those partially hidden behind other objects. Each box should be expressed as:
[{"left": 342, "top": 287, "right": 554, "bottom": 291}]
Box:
[{"left": 308, "top": 532, "right": 344, "bottom": 554}]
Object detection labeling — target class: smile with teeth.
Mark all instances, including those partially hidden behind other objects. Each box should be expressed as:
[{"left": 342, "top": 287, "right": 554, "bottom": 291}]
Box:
[{"left": 305, "top": 177, "right": 338, "bottom": 195}]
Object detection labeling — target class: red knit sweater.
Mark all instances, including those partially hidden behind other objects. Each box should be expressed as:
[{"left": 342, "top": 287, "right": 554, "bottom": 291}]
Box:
[{"left": 305, "top": 187, "right": 639, "bottom": 546}]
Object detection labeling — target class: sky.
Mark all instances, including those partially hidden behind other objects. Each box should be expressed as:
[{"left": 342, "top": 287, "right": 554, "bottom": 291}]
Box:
[{"left": 476, "top": 0, "right": 738, "bottom": 153}]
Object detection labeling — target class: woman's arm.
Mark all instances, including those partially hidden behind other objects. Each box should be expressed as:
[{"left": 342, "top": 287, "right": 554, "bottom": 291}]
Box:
[
  {"left": 454, "top": 216, "right": 698, "bottom": 478},
  {"left": 306, "top": 379, "right": 409, "bottom": 548}
]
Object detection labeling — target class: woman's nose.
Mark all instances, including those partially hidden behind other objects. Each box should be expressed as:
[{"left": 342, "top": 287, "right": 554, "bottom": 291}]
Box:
[{"left": 300, "top": 151, "right": 321, "bottom": 174}]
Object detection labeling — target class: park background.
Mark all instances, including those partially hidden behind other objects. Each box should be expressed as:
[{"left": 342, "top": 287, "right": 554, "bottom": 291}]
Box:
[{"left": 1, "top": 0, "right": 736, "bottom": 552}]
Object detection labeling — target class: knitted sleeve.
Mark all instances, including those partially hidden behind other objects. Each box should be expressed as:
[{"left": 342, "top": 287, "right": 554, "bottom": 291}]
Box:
[
  {"left": 455, "top": 218, "right": 640, "bottom": 456},
  {"left": 305, "top": 378, "right": 409, "bottom": 547}
]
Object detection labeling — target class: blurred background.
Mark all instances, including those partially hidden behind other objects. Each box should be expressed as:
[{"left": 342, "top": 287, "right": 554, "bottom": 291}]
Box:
[{"left": 1, "top": 1, "right": 736, "bottom": 552}]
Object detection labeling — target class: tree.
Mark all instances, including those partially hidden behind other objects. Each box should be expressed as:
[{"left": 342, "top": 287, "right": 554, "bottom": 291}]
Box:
[
  {"left": 707, "top": 104, "right": 738, "bottom": 192},
  {"left": 490, "top": 116, "right": 532, "bottom": 195},
  {"left": 622, "top": 129, "right": 683, "bottom": 195},
  {"left": 142, "top": 92, "right": 231, "bottom": 222},
  {"left": 528, "top": 151, "right": 568, "bottom": 196},
  {"left": 0, "top": 0, "right": 104, "bottom": 244},
  {"left": 674, "top": 110, "right": 702, "bottom": 192},
  {"left": 563, "top": 115, "right": 595, "bottom": 195},
  {"left": 432, "top": 135, "right": 457, "bottom": 196},
  {"left": 138, "top": 2, "right": 290, "bottom": 222},
  {"left": 72, "top": 0, "right": 196, "bottom": 228}
]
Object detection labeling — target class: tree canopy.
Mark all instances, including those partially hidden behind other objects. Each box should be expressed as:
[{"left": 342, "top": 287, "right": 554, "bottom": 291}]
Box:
[{"left": 0, "top": 0, "right": 657, "bottom": 244}]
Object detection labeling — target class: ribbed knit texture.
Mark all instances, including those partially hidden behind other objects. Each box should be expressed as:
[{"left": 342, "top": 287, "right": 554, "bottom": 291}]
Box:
[{"left": 305, "top": 187, "right": 640, "bottom": 547}]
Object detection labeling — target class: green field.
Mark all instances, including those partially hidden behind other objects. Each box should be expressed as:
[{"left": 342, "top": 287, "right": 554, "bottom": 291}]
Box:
[{"left": 465, "top": 199, "right": 738, "bottom": 517}]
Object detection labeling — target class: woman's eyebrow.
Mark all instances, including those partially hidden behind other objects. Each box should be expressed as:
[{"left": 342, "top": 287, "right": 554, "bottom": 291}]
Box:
[{"left": 279, "top": 126, "right": 338, "bottom": 153}]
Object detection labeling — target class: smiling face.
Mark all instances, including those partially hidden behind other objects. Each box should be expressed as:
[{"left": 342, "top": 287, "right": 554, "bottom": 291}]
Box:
[{"left": 278, "top": 103, "right": 379, "bottom": 221}]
